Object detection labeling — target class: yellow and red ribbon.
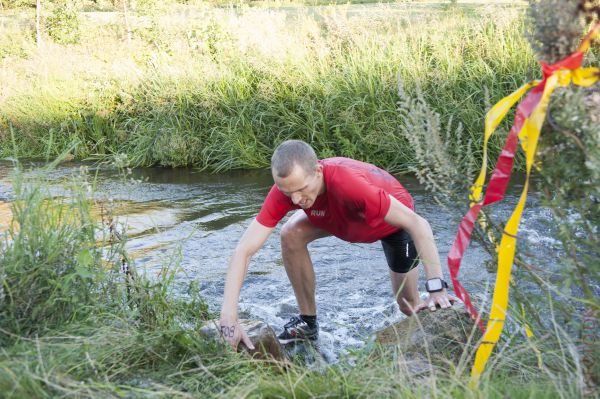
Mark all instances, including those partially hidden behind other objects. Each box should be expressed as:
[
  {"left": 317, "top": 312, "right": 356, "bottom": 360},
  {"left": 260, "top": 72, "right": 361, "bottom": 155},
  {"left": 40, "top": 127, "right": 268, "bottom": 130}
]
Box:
[{"left": 445, "top": 22, "right": 600, "bottom": 378}]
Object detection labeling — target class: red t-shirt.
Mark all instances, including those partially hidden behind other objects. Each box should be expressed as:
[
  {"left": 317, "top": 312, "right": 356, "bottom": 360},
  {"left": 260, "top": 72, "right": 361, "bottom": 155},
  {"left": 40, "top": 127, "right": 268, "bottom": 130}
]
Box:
[{"left": 256, "top": 157, "right": 414, "bottom": 243}]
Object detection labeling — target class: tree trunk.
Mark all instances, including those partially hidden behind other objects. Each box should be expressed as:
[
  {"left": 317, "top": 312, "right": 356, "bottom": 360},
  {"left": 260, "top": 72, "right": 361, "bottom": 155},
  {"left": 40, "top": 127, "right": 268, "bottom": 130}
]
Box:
[
  {"left": 36, "top": 0, "right": 42, "bottom": 47},
  {"left": 122, "top": 0, "right": 132, "bottom": 44}
]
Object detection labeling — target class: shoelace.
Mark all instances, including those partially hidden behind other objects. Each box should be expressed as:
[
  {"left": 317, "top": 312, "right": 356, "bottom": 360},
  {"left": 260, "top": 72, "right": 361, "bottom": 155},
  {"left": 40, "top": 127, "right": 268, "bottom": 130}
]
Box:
[{"left": 283, "top": 316, "right": 303, "bottom": 329}]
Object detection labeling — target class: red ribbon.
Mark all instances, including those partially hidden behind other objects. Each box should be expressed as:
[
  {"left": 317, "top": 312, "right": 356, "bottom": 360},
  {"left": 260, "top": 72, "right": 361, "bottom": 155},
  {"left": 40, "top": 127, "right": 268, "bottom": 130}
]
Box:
[{"left": 446, "top": 47, "right": 587, "bottom": 332}]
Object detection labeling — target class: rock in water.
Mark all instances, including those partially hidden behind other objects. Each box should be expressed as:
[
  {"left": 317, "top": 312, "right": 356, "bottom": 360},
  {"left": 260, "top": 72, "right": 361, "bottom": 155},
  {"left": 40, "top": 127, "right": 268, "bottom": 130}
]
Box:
[
  {"left": 375, "top": 302, "right": 481, "bottom": 367},
  {"left": 281, "top": 340, "right": 329, "bottom": 372},
  {"left": 200, "top": 319, "right": 288, "bottom": 362}
]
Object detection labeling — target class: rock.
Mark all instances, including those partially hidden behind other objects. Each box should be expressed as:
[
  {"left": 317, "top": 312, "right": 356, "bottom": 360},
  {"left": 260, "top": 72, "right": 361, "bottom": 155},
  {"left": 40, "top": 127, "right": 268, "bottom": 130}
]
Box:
[
  {"left": 200, "top": 319, "right": 288, "bottom": 363},
  {"left": 374, "top": 302, "right": 481, "bottom": 367},
  {"left": 283, "top": 340, "right": 329, "bottom": 372}
]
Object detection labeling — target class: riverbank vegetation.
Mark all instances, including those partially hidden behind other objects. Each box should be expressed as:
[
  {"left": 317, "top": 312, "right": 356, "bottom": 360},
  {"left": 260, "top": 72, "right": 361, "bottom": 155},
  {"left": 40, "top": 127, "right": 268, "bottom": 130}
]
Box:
[
  {"left": 1, "top": 1, "right": 534, "bottom": 171},
  {"left": 399, "top": 0, "right": 599, "bottom": 394},
  {"left": 1, "top": 0, "right": 598, "bottom": 397},
  {"left": 0, "top": 163, "right": 590, "bottom": 397}
]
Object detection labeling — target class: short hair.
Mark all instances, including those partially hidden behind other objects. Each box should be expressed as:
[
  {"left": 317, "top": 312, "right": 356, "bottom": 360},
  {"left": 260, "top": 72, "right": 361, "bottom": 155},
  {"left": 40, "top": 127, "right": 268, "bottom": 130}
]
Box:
[{"left": 271, "top": 140, "right": 318, "bottom": 178}]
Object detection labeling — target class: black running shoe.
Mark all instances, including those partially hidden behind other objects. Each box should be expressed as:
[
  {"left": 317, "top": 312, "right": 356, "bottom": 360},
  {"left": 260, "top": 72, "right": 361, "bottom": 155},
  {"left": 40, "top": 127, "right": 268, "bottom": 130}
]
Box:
[{"left": 278, "top": 316, "right": 319, "bottom": 343}]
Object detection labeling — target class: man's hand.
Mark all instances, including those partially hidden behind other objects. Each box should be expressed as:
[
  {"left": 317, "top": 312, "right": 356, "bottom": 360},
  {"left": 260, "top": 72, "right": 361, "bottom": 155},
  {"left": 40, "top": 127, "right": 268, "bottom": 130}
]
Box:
[
  {"left": 416, "top": 290, "right": 459, "bottom": 312},
  {"left": 219, "top": 220, "right": 272, "bottom": 351},
  {"left": 219, "top": 318, "right": 255, "bottom": 351}
]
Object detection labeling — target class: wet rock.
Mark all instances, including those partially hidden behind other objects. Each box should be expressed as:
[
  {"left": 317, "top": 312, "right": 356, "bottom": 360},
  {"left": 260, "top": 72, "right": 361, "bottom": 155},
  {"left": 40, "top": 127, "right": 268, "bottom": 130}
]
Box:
[
  {"left": 200, "top": 319, "right": 288, "bottom": 363},
  {"left": 282, "top": 340, "right": 330, "bottom": 372},
  {"left": 374, "top": 302, "right": 481, "bottom": 367}
]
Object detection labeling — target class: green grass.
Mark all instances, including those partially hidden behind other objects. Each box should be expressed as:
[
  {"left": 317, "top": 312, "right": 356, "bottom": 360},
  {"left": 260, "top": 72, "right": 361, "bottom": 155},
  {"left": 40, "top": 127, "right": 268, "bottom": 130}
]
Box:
[{"left": 0, "top": 2, "right": 535, "bottom": 171}]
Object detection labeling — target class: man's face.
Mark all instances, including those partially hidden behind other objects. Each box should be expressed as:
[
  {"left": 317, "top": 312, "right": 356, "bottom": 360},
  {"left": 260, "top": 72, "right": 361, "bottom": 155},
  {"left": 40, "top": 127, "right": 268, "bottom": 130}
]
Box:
[{"left": 273, "top": 163, "right": 323, "bottom": 209}]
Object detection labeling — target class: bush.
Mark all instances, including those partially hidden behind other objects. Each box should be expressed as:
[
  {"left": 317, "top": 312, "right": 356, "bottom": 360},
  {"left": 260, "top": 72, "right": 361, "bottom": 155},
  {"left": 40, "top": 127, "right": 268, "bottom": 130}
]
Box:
[
  {"left": 0, "top": 163, "right": 104, "bottom": 339},
  {"left": 45, "top": 1, "right": 81, "bottom": 44},
  {"left": 396, "top": 0, "right": 600, "bottom": 391}
]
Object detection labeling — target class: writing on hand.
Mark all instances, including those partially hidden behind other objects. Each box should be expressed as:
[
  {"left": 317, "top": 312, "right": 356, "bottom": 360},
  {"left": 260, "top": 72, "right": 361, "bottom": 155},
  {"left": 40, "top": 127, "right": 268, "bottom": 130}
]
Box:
[{"left": 221, "top": 325, "right": 236, "bottom": 338}]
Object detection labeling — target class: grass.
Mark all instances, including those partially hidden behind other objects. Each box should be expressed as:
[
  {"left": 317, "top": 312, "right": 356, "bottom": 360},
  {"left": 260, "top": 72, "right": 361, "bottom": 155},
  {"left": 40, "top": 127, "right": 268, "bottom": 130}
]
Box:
[{"left": 0, "top": 1, "right": 536, "bottom": 171}]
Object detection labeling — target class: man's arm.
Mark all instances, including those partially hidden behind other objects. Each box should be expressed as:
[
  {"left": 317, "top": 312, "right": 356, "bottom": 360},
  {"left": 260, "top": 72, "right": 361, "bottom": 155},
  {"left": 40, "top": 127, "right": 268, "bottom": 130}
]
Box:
[
  {"left": 383, "top": 195, "right": 455, "bottom": 311},
  {"left": 220, "top": 219, "right": 274, "bottom": 349}
]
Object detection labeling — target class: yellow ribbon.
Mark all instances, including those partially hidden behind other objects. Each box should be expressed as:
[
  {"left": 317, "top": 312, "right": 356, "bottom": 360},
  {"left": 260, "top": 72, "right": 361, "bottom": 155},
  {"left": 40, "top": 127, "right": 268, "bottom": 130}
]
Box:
[{"left": 469, "top": 27, "right": 599, "bottom": 379}]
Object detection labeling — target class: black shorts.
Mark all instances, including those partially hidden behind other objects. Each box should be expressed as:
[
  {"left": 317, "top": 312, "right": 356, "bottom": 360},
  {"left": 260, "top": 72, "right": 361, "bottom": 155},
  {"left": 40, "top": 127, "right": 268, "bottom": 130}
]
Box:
[{"left": 380, "top": 229, "right": 419, "bottom": 274}]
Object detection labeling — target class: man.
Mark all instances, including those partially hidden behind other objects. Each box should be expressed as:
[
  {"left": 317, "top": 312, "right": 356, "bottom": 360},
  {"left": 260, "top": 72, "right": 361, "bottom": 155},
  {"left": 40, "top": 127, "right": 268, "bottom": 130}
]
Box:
[{"left": 219, "top": 140, "right": 455, "bottom": 349}]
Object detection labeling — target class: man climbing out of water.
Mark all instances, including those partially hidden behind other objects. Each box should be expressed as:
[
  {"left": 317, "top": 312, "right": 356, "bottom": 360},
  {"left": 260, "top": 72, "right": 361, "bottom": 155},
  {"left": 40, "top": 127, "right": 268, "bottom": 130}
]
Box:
[{"left": 219, "top": 140, "right": 456, "bottom": 349}]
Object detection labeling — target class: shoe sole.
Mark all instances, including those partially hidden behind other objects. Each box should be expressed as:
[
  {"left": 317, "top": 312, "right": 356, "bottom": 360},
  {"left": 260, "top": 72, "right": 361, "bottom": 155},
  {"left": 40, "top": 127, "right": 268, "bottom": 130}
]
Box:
[{"left": 278, "top": 336, "right": 318, "bottom": 344}]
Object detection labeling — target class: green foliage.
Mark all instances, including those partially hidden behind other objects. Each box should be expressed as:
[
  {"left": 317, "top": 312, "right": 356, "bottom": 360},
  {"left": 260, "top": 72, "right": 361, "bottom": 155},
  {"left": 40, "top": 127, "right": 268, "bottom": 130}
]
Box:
[
  {"left": 0, "top": 29, "right": 32, "bottom": 59},
  {"left": 0, "top": 310, "right": 588, "bottom": 397},
  {"left": 0, "top": 158, "right": 211, "bottom": 342},
  {"left": 396, "top": 78, "right": 476, "bottom": 204},
  {"left": 0, "top": 4, "right": 535, "bottom": 171},
  {"left": 0, "top": 0, "right": 36, "bottom": 9},
  {"left": 525, "top": 0, "right": 599, "bottom": 388},
  {"left": 526, "top": 0, "right": 584, "bottom": 63},
  {"left": 396, "top": 0, "right": 600, "bottom": 391},
  {"left": 536, "top": 86, "right": 600, "bottom": 386},
  {"left": 45, "top": 1, "right": 82, "bottom": 44},
  {"left": 0, "top": 164, "right": 105, "bottom": 339}
]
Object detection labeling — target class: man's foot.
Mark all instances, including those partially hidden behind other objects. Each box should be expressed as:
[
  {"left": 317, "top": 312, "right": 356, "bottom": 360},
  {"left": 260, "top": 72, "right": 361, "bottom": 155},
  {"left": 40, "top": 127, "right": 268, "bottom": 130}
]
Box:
[{"left": 278, "top": 316, "right": 319, "bottom": 344}]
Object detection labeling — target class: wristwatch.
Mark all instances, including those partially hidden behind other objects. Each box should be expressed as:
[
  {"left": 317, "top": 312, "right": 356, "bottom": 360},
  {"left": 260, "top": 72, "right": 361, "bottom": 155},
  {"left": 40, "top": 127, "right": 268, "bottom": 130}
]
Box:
[{"left": 425, "top": 278, "right": 448, "bottom": 293}]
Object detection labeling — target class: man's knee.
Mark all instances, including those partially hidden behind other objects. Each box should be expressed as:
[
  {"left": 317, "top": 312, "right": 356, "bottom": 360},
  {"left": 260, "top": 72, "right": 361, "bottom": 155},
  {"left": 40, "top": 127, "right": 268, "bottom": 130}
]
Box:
[{"left": 281, "top": 222, "right": 309, "bottom": 251}]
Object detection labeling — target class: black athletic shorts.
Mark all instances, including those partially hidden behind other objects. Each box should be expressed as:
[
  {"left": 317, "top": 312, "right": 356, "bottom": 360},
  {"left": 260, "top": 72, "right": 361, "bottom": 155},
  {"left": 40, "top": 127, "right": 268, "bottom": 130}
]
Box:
[{"left": 380, "top": 229, "right": 419, "bottom": 274}]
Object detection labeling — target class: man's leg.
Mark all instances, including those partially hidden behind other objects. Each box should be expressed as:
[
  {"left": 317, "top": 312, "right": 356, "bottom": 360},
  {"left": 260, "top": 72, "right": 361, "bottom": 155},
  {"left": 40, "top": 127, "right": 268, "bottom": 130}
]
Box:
[
  {"left": 381, "top": 230, "right": 423, "bottom": 316},
  {"left": 280, "top": 210, "right": 330, "bottom": 315},
  {"left": 390, "top": 267, "right": 422, "bottom": 316}
]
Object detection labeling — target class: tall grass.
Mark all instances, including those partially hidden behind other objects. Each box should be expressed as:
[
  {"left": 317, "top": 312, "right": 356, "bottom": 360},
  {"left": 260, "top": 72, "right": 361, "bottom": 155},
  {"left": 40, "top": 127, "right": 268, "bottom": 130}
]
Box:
[
  {"left": 0, "top": 3, "right": 535, "bottom": 170},
  {"left": 0, "top": 162, "right": 106, "bottom": 339}
]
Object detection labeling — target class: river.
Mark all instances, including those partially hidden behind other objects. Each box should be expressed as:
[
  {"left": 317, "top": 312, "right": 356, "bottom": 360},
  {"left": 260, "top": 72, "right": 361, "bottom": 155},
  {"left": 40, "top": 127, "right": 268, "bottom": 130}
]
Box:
[{"left": 0, "top": 160, "right": 560, "bottom": 362}]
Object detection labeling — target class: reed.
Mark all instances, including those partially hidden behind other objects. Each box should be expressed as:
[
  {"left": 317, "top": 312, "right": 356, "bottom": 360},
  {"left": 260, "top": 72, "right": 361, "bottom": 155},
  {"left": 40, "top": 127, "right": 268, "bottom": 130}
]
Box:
[{"left": 0, "top": 2, "right": 535, "bottom": 171}]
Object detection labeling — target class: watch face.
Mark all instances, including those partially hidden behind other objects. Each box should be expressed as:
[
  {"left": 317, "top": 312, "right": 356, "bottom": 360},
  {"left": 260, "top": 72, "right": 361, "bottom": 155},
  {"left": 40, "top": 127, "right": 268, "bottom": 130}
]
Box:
[{"left": 428, "top": 279, "right": 442, "bottom": 291}]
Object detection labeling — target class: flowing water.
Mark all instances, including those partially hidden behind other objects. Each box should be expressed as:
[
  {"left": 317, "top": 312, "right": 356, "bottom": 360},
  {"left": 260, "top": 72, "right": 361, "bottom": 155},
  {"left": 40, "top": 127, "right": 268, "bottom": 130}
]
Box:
[{"left": 0, "top": 161, "right": 561, "bottom": 362}]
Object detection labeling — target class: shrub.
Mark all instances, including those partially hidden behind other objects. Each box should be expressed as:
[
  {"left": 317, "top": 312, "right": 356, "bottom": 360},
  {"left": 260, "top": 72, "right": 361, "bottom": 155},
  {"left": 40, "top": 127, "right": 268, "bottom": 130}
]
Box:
[
  {"left": 0, "top": 163, "right": 104, "bottom": 340},
  {"left": 397, "top": 0, "right": 600, "bottom": 390},
  {"left": 45, "top": 0, "right": 81, "bottom": 44}
]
